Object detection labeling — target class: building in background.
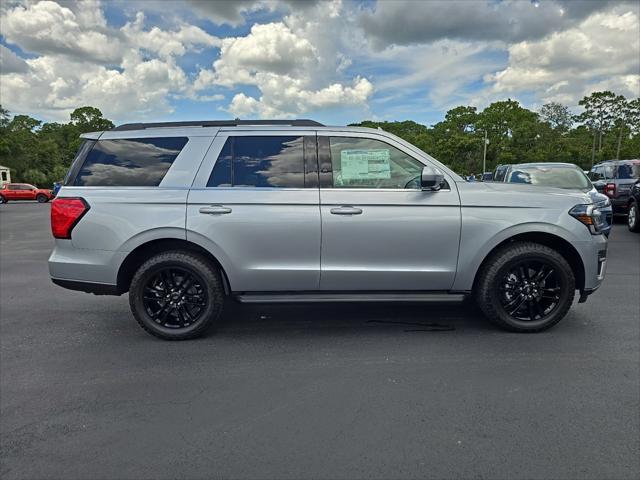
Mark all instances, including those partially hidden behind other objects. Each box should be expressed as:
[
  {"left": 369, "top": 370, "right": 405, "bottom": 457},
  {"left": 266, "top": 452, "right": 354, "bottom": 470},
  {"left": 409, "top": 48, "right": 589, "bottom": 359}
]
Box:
[{"left": 0, "top": 166, "right": 11, "bottom": 186}]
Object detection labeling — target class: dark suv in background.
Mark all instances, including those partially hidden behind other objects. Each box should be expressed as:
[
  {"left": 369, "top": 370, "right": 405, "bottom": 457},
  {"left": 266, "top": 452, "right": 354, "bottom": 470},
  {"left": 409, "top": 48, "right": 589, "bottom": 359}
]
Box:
[
  {"left": 627, "top": 180, "right": 640, "bottom": 232},
  {"left": 588, "top": 160, "right": 640, "bottom": 215}
]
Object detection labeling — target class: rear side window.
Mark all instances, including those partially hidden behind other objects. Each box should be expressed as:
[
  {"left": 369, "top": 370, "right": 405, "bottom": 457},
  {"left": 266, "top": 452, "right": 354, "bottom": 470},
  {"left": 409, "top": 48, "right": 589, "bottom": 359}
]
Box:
[
  {"left": 71, "top": 137, "right": 187, "bottom": 186},
  {"left": 617, "top": 162, "right": 640, "bottom": 179},
  {"left": 207, "top": 136, "right": 305, "bottom": 188}
]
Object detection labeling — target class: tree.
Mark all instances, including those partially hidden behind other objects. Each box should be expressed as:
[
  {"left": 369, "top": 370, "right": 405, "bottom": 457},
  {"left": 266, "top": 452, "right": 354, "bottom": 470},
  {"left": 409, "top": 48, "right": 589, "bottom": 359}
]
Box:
[
  {"left": 0, "top": 105, "right": 10, "bottom": 128},
  {"left": 614, "top": 97, "right": 640, "bottom": 159},
  {"left": 574, "top": 91, "right": 620, "bottom": 165},
  {"left": 539, "top": 102, "right": 573, "bottom": 132},
  {"left": 70, "top": 106, "right": 115, "bottom": 132}
]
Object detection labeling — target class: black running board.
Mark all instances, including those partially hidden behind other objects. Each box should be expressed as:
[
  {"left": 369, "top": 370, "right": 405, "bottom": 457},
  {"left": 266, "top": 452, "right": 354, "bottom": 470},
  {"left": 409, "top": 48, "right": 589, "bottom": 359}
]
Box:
[{"left": 234, "top": 292, "right": 465, "bottom": 304}]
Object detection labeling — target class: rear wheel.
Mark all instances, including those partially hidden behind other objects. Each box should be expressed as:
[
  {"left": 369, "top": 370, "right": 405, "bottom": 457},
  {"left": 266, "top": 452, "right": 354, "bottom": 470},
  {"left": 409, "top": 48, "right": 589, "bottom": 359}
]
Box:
[
  {"left": 36, "top": 194, "right": 48, "bottom": 203},
  {"left": 475, "top": 242, "right": 575, "bottom": 332},
  {"left": 129, "top": 251, "right": 224, "bottom": 340},
  {"left": 0, "top": 195, "right": 6, "bottom": 203},
  {"left": 628, "top": 201, "right": 640, "bottom": 232}
]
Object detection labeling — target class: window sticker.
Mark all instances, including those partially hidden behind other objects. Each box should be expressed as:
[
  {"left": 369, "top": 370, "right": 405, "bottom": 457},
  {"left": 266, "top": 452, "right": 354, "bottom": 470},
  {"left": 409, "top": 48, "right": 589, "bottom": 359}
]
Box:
[{"left": 340, "top": 149, "right": 391, "bottom": 181}]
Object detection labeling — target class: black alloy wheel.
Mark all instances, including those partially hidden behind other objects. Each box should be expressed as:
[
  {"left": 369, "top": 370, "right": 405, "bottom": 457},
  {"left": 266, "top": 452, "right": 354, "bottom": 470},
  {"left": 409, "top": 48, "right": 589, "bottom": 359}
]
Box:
[
  {"left": 475, "top": 242, "right": 575, "bottom": 332},
  {"left": 129, "top": 251, "right": 224, "bottom": 340},
  {"left": 497, "top": 260, "right": 562, "bottom": 322},
  {"left": 142, "top": 267, "right": 208, "bottom": 329}
]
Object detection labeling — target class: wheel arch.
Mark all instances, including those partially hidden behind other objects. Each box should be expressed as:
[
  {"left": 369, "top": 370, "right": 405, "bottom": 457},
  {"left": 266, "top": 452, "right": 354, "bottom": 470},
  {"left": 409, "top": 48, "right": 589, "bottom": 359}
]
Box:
[
  {"left": 471, "top": 231, "right": 585, "bottom": 292},
  {"left": 116, "top": 238, "right": 232, "bottom": 295}
]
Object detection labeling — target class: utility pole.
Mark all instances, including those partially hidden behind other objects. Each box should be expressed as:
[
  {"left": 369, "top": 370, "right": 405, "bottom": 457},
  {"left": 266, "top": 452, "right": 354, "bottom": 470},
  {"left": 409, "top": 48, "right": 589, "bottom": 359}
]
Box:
[{"left": 482, "top": 130, "right": 488, "bottom": 173}]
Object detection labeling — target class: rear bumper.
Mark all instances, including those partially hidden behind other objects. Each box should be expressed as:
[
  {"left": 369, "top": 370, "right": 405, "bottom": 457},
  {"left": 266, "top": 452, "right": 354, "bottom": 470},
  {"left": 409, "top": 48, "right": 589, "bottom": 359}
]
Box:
[
  {"left": 51, "top": 278, "right": 121, "bottom": 295},
  {"left": 611, "top": 197, "right": 630, "bottom": 214},
  {"left": 48, "top": 241, "right": 127, "bottom": 287}
]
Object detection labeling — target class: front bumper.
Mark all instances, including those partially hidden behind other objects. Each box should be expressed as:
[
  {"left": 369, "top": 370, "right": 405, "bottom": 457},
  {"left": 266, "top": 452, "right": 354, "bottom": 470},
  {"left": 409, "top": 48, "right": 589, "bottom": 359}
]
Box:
[{"left": 573, "top": 232, "right": 608, "bottom": 299}]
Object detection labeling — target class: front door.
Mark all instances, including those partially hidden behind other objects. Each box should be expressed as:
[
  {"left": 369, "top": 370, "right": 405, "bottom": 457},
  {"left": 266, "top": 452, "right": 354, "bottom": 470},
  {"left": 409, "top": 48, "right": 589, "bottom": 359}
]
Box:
[
  {"left": 318, "top": 133, "right": 461, "bottom": 291},
  {"left": 187, "top": 132, "right": 321, "bottom": 292}
]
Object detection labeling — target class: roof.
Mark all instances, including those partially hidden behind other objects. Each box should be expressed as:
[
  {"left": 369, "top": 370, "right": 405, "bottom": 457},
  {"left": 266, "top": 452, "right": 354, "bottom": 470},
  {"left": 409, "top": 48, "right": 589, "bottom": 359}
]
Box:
[
  {"left": 111, "top": 119, "right": 325, "bottom": 131},
  {"left": 594, "top": 159, "right": 640, "bottom": 165},
  {"left": 507, "top": 162, "right": 581, "bottom": 169}
]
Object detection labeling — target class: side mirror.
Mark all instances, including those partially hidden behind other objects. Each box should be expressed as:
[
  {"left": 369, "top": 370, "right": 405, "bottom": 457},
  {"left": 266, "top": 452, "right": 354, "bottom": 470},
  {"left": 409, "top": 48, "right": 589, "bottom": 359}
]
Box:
[{"left": 421, "top": 166, "right": 445, "bottom": 191}]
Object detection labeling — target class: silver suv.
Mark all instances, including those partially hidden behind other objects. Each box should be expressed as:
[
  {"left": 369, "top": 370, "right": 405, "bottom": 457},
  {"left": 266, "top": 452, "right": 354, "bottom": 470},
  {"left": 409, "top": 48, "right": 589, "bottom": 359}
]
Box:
[{"left": 49, "top": 120, "right": 608, "bottom": 340}]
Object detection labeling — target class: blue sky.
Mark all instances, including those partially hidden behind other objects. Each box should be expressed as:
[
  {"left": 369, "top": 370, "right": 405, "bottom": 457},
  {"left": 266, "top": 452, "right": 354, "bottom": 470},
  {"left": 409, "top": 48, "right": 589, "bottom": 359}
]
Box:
[{"left": 1, "top": 0, "right": 638, "bottom": 126}]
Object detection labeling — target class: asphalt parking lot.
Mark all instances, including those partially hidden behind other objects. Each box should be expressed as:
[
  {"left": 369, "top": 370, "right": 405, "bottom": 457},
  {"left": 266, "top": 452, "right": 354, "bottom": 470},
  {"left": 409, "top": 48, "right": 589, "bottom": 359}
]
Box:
[{"left": 1, "top": 202, "right": 639, "bottom": 480}]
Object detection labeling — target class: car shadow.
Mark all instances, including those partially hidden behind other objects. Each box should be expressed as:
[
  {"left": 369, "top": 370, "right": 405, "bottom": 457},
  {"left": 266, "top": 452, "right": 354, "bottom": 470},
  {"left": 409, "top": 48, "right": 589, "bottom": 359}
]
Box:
[{"left": 213, "top": 299, "right": 495, "bottom": 337}]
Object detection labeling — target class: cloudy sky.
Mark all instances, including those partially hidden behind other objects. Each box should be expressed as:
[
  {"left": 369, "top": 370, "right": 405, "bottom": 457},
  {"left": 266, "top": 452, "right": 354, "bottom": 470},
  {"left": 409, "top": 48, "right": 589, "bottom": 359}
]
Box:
[{"left": 0, "top": 0, "right": 638, "bottom": 126}]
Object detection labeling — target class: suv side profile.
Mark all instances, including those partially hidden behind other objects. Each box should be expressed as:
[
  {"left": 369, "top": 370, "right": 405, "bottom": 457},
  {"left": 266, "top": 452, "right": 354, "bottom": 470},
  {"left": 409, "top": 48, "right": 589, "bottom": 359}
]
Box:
[
  {"left": 588, "top": 160, "right": 640, "bottom": 215},
  {"left": 50, "top": 120, "right": 608, "bottom": 340},
  {"left": 0, "top": 183, "right": 54, "bottom": 203}
]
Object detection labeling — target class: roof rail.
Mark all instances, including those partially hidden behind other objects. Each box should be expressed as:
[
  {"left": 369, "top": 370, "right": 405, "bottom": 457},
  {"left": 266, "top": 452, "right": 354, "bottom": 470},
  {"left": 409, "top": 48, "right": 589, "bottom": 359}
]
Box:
[{"left": 111, "top": 119, "right": 325, "bottom": 131}]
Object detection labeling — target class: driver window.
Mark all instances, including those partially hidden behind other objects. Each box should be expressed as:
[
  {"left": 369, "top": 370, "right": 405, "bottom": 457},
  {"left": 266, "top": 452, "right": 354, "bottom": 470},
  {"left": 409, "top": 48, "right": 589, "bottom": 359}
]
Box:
[{"left": 328, "top": 137, "right": 423, "bottom": 189}]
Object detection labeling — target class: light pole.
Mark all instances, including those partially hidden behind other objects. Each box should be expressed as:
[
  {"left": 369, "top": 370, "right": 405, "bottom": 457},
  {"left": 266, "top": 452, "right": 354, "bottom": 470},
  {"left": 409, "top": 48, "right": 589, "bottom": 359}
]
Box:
[{"left": 482, "top": 130, "right": 489, "bottom": 173}]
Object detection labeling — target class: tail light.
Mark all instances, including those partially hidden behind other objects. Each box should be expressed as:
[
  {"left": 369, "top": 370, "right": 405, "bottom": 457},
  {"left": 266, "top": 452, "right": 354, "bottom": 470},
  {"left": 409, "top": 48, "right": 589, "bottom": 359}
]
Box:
[
  {"left": 51, "top": 197, "right": 89, "bottom": 239},
  {"left": 604, "top": 183, "right": 616, "bottom": 198}
]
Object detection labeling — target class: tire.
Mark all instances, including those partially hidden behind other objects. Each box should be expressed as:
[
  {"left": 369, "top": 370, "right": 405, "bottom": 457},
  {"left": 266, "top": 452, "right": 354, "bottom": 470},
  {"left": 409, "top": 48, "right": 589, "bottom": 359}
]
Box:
[
  {"left": 628, "top": 201, "right": 640, "bottom": 232},
  {"left": 475, "top": 242, "right": 575, "bottom": 332},
  {"left": 0, "top": 195, "right": 6, "bottom": 204},
  {"left": 129, "top": 251, "right": 225, "bottom": 340},
  {"left": 36, "top": 194, "right": 48, "bottom": 203}
]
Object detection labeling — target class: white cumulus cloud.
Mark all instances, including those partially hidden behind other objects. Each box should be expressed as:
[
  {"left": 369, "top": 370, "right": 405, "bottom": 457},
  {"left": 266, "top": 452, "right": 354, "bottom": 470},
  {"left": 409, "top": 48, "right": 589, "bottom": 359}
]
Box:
[{"left": 487, "top": 7, "right": 640, "bottom": 104}]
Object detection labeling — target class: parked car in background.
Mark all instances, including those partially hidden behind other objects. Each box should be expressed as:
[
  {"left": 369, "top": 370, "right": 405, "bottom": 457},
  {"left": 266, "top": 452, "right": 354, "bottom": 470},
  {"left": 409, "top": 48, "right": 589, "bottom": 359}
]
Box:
[
  {"left": 588, "top": 160, "right": 640, "bottom": 215},
  {"left": 50, "top": 119, "right": 608, "bottom": 340},
  {"left": 627, "top": 180, "right": 640, "bottom": 233},
  {"left": 481, "top": 172, "right": 494, "bottom": 182},
  {"left": 0, "top": 183, "right": 54, "bottom": 203},
  {"left": 493, "top": 164, "right": 509, "bottom": 182},
  {"left": 499, "top": 162, "right": 612, "bottom": 236}
]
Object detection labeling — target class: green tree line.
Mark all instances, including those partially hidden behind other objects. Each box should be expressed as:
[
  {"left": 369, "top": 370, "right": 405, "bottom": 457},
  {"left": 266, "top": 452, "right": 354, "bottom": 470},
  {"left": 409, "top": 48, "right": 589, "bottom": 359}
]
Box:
[
  {"left": 353, "top": 91, "right": 640, "bottom": 175},
  {"left": 0, "top": 106, "right": 114, "bottom": 187},
  {"left": 1, "top": 91, "right": 639, "bottom": 187}
]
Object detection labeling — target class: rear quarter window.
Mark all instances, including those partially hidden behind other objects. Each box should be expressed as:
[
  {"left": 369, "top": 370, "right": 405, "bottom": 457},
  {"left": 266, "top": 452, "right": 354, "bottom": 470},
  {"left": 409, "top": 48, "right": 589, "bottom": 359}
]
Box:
[
  {"left": 71, "top": 137, "right": 188, "bottom": 187},
  {"left": 617, "top": 163, "right": 640, "bottom": 179}
]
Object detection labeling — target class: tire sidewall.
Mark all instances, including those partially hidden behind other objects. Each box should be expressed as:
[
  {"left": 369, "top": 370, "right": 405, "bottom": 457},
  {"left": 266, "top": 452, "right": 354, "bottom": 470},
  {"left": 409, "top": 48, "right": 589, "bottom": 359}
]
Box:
[
  {"left": 488, "top": 250, "right": 574, "bottom": 331},
  {"left": 629, "top": 202, "right": 639, "bottom": 232},
  {"left": 130, "top": 254, "right": 223, "bottom": 339},
  {"left": 36, "top": 194, "right": 47, "bottom": 203},
  {"left": 0, "top": 195, "right": 6, "bottom": 203}
]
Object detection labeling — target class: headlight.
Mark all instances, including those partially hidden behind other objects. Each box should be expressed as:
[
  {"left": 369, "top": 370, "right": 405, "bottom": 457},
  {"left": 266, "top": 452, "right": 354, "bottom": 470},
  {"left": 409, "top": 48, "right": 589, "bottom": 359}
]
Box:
[
  {"left": 569, "top": 204, "right": 606, "bottom": 234},
  {"left": 596, "top": 197, "right": 611, "bottom": 208}
]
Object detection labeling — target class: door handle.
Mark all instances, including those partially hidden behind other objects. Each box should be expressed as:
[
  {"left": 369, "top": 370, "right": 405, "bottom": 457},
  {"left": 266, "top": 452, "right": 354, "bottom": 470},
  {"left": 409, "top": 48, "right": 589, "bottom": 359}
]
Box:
[
  {"left": 199, "top": 205, "right": 232, "bottom": 215},
  {"left": 330, "top": 206, "right": 363, "bottom": 215}
]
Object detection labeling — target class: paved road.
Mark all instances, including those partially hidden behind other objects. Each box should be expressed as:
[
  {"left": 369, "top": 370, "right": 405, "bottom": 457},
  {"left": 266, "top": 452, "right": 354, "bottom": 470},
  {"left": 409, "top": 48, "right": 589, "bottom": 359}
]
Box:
[{"left": 1, "top": 202, "right": 639, "bottom": 480}]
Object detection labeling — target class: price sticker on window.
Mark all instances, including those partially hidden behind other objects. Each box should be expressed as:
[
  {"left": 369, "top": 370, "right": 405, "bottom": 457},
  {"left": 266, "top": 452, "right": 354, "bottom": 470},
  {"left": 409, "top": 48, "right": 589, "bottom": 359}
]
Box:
[{"left": 340, "top": 149, "right": 391, "bottom": 181}]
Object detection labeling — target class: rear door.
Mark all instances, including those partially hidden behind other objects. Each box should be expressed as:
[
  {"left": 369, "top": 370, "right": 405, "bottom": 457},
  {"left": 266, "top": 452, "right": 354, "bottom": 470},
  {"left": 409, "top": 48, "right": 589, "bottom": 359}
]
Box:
[
  {"left": 187, "top": 132, "right": 321, "bottom": 292},
  {"left": 17, "top": 184, "right": 33, "bottom": 200},
  {"left": 317, "top": 133, "right": 461, "bottom": 291}
]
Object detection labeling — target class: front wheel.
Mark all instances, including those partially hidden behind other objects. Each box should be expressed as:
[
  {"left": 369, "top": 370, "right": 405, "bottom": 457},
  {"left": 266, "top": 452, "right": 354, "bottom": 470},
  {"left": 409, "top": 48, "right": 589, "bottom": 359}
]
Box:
[
  {"left": 475, "top": 242, "right": 575, "bottom": 332},
  {"left": 36, "top": 194, "right": 48, "bottom": 203},
  {"left": 0, "top": 195, "right": 6, "bottom": 204},
  {"left": 628, "top": 201, "right": 640, "bottom": 232},
  {"left": 129, "top": 251, "right": 225, "bottom": 340}
]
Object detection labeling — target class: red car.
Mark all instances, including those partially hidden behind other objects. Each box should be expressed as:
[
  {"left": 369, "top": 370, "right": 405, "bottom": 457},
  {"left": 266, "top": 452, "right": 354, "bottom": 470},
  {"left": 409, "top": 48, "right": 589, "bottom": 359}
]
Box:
[{"left": 0, "top": 183, "right": 54, "bottom": 203}]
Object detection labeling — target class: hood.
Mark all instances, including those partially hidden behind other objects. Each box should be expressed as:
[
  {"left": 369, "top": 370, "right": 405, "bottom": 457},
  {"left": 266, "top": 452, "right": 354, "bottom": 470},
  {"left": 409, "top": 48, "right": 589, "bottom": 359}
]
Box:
[{"left": 457, "top": 181, "right": 592, "bottom": 209}]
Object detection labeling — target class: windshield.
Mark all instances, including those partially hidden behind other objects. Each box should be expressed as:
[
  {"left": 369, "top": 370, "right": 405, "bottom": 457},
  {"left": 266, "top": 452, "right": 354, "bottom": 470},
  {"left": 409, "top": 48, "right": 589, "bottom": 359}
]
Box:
[
  {"left": 507, "top": 165, "right": 591, "bottom": 190},
  {"left": 618, "top": 162, "right": 640, "bottom": 179}
]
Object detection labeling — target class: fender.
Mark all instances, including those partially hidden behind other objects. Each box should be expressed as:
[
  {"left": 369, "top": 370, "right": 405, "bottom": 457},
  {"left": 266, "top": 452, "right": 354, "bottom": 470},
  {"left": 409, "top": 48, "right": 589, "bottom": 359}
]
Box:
[{"left": 452, "top": 221, "right": 580, "bottom": 292}]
